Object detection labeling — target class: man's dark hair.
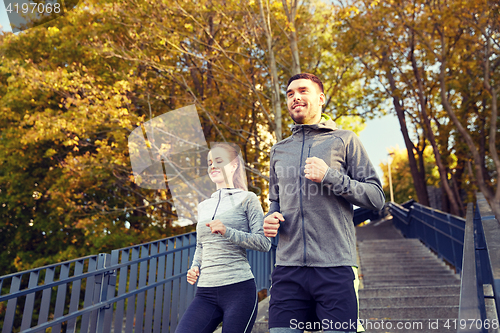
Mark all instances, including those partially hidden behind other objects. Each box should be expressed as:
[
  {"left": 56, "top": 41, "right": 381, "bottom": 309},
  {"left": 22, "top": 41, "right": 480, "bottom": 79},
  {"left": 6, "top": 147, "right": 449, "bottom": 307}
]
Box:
[{"left": 287, "top": 73, "right": 324, "bottom": 93}]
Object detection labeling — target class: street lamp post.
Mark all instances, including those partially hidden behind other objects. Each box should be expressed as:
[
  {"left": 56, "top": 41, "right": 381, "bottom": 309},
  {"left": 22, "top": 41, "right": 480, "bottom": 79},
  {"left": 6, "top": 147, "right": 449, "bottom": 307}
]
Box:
[{"left": 388, "top": 152, "right": 395, "bottom": 203}]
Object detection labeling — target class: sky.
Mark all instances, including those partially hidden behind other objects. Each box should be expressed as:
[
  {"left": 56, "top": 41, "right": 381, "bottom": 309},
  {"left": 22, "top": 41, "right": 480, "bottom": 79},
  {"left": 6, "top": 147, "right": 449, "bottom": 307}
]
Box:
[
  {"left": 358, "top": 114, "right": 405, "bottom": 187},
  {"left": 0, "top": 7, "right": 406, "bottom": 188},
  {"left": 0, "top": 5, "right": 11, "bottom": 33}
]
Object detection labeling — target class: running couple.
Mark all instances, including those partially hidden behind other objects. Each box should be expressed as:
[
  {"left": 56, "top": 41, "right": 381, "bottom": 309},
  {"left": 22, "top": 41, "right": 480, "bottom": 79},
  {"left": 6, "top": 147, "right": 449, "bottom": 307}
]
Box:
[{"left": 175, "top": 73, "right": 385, "bottom": 333}]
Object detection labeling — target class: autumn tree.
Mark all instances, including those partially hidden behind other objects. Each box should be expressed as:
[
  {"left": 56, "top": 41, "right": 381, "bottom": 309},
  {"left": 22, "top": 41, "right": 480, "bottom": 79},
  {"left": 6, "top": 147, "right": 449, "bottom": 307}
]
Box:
[
  {"left": 379, "top": 146, "right": 470, "bottom": 207},
  {"left": 0, "top": 2, "right": 190, "bottom": 273},
  {"left": 335, "top": 0, "right": 499, "bottom": 218}
]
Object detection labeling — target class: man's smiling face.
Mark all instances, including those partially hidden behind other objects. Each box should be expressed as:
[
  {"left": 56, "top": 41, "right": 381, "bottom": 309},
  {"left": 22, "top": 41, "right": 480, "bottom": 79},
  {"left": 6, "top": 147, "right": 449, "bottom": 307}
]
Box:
[{"left": 286, "top": 78, "right": 325, "bottom": 125}]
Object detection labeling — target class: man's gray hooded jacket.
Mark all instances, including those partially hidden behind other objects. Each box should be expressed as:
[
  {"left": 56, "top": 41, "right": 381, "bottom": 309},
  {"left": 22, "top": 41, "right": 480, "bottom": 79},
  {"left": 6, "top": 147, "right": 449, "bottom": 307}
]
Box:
[{"left": 267, "top": 116, "right": 385, "bottom": 268}]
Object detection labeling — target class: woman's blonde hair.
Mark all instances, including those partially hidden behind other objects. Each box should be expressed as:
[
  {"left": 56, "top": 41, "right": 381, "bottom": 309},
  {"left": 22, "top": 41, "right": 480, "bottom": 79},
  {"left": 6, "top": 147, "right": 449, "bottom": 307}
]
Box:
[{"left": 210, "top": 143, "right": 247, "bottom": 191}]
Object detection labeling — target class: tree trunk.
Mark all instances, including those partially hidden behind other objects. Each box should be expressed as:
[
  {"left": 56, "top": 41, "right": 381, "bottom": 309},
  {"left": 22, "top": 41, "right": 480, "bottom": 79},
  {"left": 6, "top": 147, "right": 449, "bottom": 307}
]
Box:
[
  {"left": 482, "top": 36, "right": 500, "bottom": 220},
  {"left": 479, "top": 98, "right": 489, "bottom": 185},
  {"left": 409, "top": 41, "right": 461, "bottom": 215},
  {"left": 259, "top": 0, "right": 282, "bottom": 141},
  {"left": 437, "top": 30, "right": 500, "bottom": 220},
  {"left": 281, "top": 0, "right": 301, "bottom": 75},
  {"left": 383, "top": 55, "right": 430, "bottom": 205}
]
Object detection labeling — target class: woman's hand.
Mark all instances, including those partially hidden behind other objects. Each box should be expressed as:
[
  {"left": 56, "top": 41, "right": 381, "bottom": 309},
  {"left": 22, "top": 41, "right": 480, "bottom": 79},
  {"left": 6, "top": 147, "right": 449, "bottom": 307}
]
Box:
[
  {"left": 187, "top": 266, "right": 200, "bottom": 285},
  {"left": 206, "top": 219, "right": 227, "bottom": 235}
]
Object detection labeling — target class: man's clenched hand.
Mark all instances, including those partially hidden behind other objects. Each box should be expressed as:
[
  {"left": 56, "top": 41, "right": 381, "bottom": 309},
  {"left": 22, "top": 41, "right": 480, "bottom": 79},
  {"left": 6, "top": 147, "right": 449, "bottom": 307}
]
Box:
[
  {"left": 263, "top": 212, "right": 284, "bottom": 237},
  {"left": 304, "top": 157, "right": 329, "bottom": 183}
]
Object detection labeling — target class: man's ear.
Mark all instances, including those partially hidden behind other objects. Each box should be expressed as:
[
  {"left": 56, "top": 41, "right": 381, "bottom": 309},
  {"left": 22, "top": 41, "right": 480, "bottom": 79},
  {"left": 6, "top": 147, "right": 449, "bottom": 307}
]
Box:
[{"left": 319, "top": 92, "right": 325, "bottom": 106}]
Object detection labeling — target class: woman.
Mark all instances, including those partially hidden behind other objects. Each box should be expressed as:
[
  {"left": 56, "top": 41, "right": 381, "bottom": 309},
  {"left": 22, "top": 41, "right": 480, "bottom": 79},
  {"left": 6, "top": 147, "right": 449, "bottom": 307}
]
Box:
[{"left": 175, "top": 143, "right": 271, "bottom": 333}]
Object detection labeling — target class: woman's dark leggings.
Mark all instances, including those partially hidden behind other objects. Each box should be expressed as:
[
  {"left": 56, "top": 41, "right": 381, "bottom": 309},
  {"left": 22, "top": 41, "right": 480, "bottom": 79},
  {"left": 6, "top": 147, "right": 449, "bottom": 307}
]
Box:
[{"left": 175, "top": 278, "right": 258, "bottom": 333}]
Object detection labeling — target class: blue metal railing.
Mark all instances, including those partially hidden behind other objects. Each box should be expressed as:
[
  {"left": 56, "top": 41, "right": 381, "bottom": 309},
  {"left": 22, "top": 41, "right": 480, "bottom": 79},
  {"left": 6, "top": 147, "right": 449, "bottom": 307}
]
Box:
[
  {"left": 0, "top": 206, "right": 375, "bottom": 332},
  {"left": 388, "top": 194, "right": 500, "bottom": 332},
  {"left": 0, "top": 233, "right": 199, "bottom": 333},
  {"left": 388, "top": 200, "right": 466, "bottom": 273},
  {"left": 352, "top": 206, "right": 383, "bottom": 226},
  {"left": 457, "top": 193, "right": 500, "bottom": 333},
  {"left": 0, "top": 231, "right": 278, "bottom": 333}
]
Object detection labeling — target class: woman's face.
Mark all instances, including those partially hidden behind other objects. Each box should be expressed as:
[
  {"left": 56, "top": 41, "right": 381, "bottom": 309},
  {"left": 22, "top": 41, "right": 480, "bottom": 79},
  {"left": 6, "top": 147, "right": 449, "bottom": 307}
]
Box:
[{"left": 207, "top": 147, "right": 236, "bottom": 187}]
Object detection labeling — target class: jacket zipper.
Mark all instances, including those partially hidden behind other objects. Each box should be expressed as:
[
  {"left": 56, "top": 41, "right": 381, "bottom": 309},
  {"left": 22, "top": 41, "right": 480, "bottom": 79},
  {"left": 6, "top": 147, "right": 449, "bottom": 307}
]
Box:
[
  {"left": 299, "top": 127, "right": 307, "bottom": 265},
  {"left": 212, "top": 190, "right": 222, "bottom": 220}
]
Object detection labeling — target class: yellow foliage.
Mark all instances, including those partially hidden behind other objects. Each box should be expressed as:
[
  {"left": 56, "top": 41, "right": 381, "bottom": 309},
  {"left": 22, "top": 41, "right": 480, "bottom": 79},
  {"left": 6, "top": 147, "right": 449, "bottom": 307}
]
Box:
[
  {"left": 349, "top": 6, "right": 359, "bottom": 15},
  {"left": 47, "top": 26, "right": 60, "bottom": 36}
]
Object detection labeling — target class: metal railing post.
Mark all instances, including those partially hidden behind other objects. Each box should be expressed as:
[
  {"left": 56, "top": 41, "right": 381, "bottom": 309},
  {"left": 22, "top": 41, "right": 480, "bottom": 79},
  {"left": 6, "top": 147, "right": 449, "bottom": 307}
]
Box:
[{"left": 95, "top": 253, "right": 114, "bottom": 333}]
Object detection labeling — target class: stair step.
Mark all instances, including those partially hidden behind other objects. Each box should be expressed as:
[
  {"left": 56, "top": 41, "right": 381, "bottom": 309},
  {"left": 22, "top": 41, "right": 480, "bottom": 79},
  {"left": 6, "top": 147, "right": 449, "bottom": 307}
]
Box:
[
  {"left": 361, "top": 266, "right": 450, "bottom": 272},
  {"left": 360, "top": 262, "right": 448, "bottom": 268},
  {"left": 359, "top": 238, "right": 422, "bottom": 243},
  {"left": 358, "top": 248, "right": 433, "bottom": 253},
  {"left": 361, "top": 272, "right": 458, "bottom": 280},
  {"left": 358, "top": 240, "right": 431, "bottom": 248},
  {"left": 358, "top": 285, "right": 460, "bottom": 297},
  {"left": 362, "top": 264, "right": 451, "bottom": 269},
  {"left": 360, "top": 295, "right": 459, "bottom": 308},
  {"left": 358, "top": 246, "right": 432, "bottom": 251},
  {"left": 360, "top": 257, "right": 447, "bottom": 263},
  {"left": 360, "top": 254, "right": 443, "bottom": 258},
  {"left": 360, "top": 305, "right": 459, "bottom": 319},
  {"left": 360, "top": 267, "right": 451, "bottom": 273},
  {"left": 358, "top": 244, "right": 428, "bottom": 248},
  {"left": 251, "top": 321, "right": 268, "bottom": 333},
  {"left": 360, "top": 257, "right": 439, "bottom": 262},
  {"left": 363, "top": 279, "right": 460, "bottom": 287}
]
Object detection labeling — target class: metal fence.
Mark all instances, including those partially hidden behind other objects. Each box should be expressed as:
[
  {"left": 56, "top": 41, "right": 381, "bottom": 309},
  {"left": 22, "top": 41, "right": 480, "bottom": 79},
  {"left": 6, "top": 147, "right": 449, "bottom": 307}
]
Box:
[
  {"left": 0, "top": 231, "right": 279, "bottom": 333},
  {"left": 0, "top": 233, "right": 199, "bottom": 333},
  {"left": 389, "top": 194, "right": 500, "bottom": 332},
  {"left": 352, "top": 206, "right": 383, "bottom": 226},
  {"left": 388, "top": 199, "right": 466, "bottom": 273}
]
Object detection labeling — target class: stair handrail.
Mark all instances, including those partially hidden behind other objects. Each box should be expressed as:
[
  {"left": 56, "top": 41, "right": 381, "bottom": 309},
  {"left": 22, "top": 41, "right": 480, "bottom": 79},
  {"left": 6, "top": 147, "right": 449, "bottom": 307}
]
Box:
[
  {"left": 0, "top": 231, "right": 278, "bottom": 332},
  {"left": 388, "top": 200, "right": 466, "bottom": 274},
  {"left": 457, "top": 203, "right": 487, "bottom": 333},
  {"left": 465, "top": 192, "right": 500, "bottom": 330},
  {"left": 0, "top": 232, "right": 199, "bottom": 333}
]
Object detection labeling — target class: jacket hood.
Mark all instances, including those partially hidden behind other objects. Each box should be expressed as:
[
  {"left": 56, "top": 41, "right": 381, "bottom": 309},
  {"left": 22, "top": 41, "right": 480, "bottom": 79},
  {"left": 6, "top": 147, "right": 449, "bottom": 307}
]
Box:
[
  {"left": 291, "top": 115, "right": 337, "bottom": 135},
  {"left": 210, "top": 187, "right": 245, "bottom": 199}
]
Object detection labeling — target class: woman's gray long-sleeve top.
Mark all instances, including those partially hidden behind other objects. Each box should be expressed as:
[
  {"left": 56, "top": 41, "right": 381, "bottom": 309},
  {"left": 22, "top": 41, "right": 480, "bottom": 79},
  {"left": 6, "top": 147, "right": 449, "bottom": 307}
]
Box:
[{"left": 191, "top": 188, "right": 271, "bottom": 287}]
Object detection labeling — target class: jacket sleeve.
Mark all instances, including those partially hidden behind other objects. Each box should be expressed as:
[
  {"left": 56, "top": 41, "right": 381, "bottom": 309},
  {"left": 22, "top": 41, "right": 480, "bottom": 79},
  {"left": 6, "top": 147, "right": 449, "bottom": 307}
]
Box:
[
  {"left": 191, "top": 240, "right": 203, "bottom": 269},
  {"left": 223, "top": 193, "right": 272, "bottom": 252},
  {"left": 264, "top": 147, "right": 281, "bottom": 218},
  {"left": 191, "top": 207, "right": 203, "bottom": 269},
  {"left": 321, "top": 132, "right": 385, "bottom": 210}
]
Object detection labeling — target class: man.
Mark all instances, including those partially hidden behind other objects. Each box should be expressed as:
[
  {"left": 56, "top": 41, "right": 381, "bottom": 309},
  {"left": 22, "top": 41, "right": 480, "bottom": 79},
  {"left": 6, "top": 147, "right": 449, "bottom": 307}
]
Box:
[{"left": 263, "top": 73, "right": 385, "bottom": 333}]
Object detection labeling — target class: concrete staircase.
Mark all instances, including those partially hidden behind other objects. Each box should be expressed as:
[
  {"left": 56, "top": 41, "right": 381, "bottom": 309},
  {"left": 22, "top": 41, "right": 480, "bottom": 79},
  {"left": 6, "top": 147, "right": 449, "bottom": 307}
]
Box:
[
  {"left": 357, "top": 217, "right": 461, "bottom": 332},
  {"left": 358, "top": 219, "right": 500, "bottom": 333},
  {"left": 247, "top": 217, "right": 463, "bottom": 333}
]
